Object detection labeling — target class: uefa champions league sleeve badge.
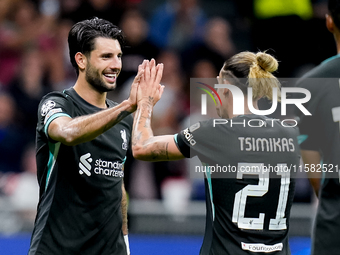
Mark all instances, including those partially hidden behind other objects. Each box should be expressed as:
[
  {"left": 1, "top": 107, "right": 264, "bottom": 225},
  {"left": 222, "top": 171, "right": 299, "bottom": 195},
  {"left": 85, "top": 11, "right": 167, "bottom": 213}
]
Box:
[{"left": 41, "top": 100, "right": 56, "bottom": 116}]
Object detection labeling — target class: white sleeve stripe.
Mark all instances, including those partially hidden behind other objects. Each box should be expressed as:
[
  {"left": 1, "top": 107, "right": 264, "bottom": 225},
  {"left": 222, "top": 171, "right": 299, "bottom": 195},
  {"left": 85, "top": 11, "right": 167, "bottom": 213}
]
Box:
[{"left": 44, "top": 113, "right": 71, "bottom": 137}]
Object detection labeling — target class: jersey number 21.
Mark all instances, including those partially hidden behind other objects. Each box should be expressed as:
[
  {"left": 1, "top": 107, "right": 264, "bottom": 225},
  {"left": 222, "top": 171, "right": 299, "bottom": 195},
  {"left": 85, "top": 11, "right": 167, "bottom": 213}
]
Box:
[{"left": 232, "top": 163, "right": 290, "bottom": 231}]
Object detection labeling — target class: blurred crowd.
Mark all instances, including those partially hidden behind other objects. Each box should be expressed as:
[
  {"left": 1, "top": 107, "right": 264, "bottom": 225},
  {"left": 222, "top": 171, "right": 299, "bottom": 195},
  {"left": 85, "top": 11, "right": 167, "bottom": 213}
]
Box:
[{"left": 0, "top": 0, "right": 331, "bottom": 231}]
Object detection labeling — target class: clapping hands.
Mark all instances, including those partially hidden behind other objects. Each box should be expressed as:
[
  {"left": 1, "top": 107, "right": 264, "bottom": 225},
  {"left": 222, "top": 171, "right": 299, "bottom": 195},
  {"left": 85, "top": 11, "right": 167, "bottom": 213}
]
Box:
[
  {"left": 136, "top": 59, "right": 164, "bottom": 106},
  {"left": 128, "top": 58, "right": 164, "bottom": 111}
]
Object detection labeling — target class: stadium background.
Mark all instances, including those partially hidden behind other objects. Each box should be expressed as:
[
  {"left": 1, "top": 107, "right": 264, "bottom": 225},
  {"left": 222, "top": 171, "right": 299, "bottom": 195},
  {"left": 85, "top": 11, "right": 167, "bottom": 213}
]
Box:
[{"left": 0, "top": 0, "right": 329, "bottom": 254}]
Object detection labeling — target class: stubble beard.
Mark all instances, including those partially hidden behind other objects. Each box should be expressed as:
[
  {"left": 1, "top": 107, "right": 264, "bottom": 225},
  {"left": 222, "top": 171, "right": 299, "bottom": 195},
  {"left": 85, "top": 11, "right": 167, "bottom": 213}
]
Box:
[{"left": 85, "top": 63, "right": 117, "bottom": 93}]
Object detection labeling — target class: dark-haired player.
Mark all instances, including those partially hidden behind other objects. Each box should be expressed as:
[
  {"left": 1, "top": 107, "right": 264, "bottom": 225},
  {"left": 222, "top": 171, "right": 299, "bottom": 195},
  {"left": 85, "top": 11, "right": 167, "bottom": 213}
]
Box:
[
  {"left": 28, "top": 18, "right": 160, "bottom": 255},
  {"left": 295, "top": 0, "right": 340, "bottom": 254},
  {"left": 132, "top": 52, "right": 300, "bottom": 254}
]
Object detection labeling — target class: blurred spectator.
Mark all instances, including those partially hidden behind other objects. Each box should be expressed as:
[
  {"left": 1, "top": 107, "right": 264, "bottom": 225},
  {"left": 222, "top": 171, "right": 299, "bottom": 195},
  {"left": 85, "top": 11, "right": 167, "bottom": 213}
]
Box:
[
  {"left": 8, "top": 48, "right": 51, "bottom": 142},
  {"left": 58, "top": 0, "right": 142, "bottom": 25},
  {"left": 0, "top": 0, "right": 27, "bottom": 88},
  {"left": 68, "top": 0, "right": 126, "bottom": 26},
  {"left": 0, "top": 0, "right": 61, "bottom": 88},
  {"left": 153, "top": 50, "right": 186, "bottom": 134},
  {"left": 0, "top": 0, "right": 14, "bottom": 23},
  {"left": 0, "top": 93, "right": 28, "bottom": 173},
  {"left": 203, "top": 17, "right": 236, "bottom": 60},
  {"left": 148, "top": 0, "right": 207, "bottom": 51},
  {"left": 58, "top": 0, "right": 84, "bottom": 23},
  {"left": 151, "top": 50, "right": 187, "bottom": 199},
  {"left": 47, "top": 18, "right": 77, "bottom": 90},
  {"left": 189, "top": 58, "right": 220, "bottom": 117},
  {"left": 39, "top": 0, "right": 60, "bottom": 16},
  {"left": 5, "top": 143, "right": 39, "bottom": 231},
  {"left": 123, "top": 50, "right": 187, "bottom": 199},
  {"left": 191, "top": 58, "right": 219, "bottom": 78},
  {"left": 182, "top": 16, "right": 236, "bottom": 75},
  {"left": 117, "top": 9, "right": 160, "bottom": 89},
  {"left": 0, "top": 0, "right": 13, "bottom": 86}
]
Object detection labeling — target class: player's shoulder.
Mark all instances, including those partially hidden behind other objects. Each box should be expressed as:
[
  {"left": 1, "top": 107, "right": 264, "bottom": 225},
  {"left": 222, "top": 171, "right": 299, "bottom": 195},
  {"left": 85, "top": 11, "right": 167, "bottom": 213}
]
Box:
[
  {"left": 178, "top": 120, "right": 212, "bottom": 145},
  {"left": 295, "top": 57, "right": 340, "bottom": 104},
  {"left": 189, "top": 119, "right": 214, "bottom": 133},
  {"left": 298, "top": 55, "right": 340, "bottom": 81},
  {"left": 317, "top": 55, "right": 340, "bottom": 76},
  {"left": 40, "top": 90, "right": 68, "bottom": 102},
  {"left": 38, "top": 90, "right": 71, "bottom": 111}
]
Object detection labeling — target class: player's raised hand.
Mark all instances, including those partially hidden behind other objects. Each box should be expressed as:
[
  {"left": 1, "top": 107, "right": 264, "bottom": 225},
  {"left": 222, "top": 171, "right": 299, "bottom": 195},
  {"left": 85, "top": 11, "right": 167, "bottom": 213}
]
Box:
[
  {"left": 137, "top": 58, "right": 164, "bottom": 106},
  {"left": 127, "top": 60, "right": 147, "bottom": 110}
]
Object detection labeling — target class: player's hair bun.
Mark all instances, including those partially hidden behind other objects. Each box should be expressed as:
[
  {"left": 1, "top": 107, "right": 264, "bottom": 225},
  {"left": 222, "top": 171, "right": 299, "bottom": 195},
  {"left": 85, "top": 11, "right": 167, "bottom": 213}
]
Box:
[
  {"left": 255, "top": 52, "right": 278, "bottom": 73},
  {"left": 220, "top": 51, "right": 281, "bottom": 101},
  {"left": 248, "top": 51, "right": 281, "bottom": 101}
]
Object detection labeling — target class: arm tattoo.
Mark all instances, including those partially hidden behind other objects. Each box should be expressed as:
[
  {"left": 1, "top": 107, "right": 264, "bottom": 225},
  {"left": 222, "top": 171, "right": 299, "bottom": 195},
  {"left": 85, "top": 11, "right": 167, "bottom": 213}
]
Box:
[
  {"left": 147, "top": 140, "right": 169, "bottom": 160},
  {"left": 133, "top": 103, "right": 172, "bottom": 161}
]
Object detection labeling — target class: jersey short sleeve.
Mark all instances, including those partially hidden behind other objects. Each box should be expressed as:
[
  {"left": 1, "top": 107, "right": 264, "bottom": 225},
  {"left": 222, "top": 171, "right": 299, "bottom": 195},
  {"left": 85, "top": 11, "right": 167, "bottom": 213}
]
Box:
[
  {"left": 37, "top": 92, "right": 72, "bottom": 140},
  {"left": 174, "top": 121, "right": 208, "bottom": 158}
]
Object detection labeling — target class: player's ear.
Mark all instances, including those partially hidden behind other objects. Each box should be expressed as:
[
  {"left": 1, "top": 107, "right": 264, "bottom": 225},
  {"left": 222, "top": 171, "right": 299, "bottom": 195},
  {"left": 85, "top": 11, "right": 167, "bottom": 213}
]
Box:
[
  {"left": 223, "top": 88, "right": 230, "bottom": 96},
  {"left": 222, "top": 78, "right": 231, "bottom": 96},
  {"left": 326, "top": 14, "right": 335, "bottom": 33},
  {"left": 75, "top": 52, "right": 87, "bottom": 71}
]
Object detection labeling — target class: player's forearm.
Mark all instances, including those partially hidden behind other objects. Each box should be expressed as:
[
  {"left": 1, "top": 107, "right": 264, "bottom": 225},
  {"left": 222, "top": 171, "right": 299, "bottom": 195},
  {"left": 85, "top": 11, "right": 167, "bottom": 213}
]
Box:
[
  {"left": 121, "top": 183, "right": 128, "bottom": 235},
  {"left": 132, "top": 102, "right": 169, "bottom": 161},
  {"left": 301, "top": 150, "right": 322, "bottom": 197},
  {"left": 131, "top": 101, "right": 154, "bottom": 154},
  {"left": 52, "top": 100, "right": 134, "bottom": 146},
  {"left": 308, "top": 177, "right": 321, "bottom": 197}
]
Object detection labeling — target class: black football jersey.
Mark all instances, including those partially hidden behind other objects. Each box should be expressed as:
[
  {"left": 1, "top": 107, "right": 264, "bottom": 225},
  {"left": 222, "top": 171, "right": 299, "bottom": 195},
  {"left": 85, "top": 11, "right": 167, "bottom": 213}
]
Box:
[
  {"left": 175, "top": 115, "right": 300, "bottom": 255},
  {"left": 296, "top": 55, "right": 340, "bottom": 255},
  {"left": 29, "top": 88, "right": 132, "bottom": 255}
]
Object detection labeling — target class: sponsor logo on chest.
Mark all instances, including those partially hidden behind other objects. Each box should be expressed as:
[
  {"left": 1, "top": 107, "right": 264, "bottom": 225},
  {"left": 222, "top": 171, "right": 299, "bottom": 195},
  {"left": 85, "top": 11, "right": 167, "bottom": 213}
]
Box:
[{"left": 79, "top": 153, "right": 124, "bottom": 178}]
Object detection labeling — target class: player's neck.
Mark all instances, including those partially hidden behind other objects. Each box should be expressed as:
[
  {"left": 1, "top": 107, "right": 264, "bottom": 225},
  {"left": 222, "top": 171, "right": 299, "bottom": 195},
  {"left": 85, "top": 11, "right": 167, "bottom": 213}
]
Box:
[
  {"left": 336, "top": 40, "right": 340, "bottom": 55},
  {"left": 334, "top": 30, "right": 340, "bottom": 54},
  {"left": 227, "top": 99, "right": 257, "bottom": 118},
  {"left": 73, "top": 79, "right": 107, "bottom": 109}
]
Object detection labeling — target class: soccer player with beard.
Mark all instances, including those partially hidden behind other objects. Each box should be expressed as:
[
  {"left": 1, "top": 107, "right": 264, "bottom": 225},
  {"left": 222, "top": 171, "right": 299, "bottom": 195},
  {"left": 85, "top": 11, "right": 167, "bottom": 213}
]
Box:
[{"left": 28, "top": 17, "right": 162, "bottom": 255}]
